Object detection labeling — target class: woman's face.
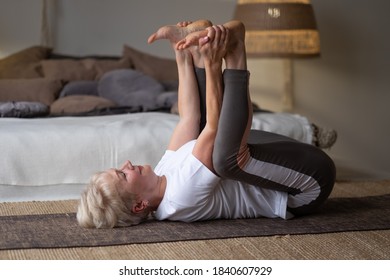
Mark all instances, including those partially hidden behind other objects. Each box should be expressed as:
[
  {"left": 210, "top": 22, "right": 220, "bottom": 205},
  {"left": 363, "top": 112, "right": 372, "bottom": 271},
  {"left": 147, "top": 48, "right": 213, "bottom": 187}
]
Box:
[{"left": 106, "top": 160, "right": 156, "bottom": 200}]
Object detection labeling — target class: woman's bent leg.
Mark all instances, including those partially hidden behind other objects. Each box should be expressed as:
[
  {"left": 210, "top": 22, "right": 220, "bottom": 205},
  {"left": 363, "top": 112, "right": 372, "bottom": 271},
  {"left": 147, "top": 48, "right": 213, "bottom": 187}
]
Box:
[
  {"left": 213, "top": 69, "right": 336, "bottom": 215},
  {"left": 213, "top": 69, "right": 252, "bottom": 176},
  {"left": 194, "top": 67, "right": 207, "bottom": 132}
]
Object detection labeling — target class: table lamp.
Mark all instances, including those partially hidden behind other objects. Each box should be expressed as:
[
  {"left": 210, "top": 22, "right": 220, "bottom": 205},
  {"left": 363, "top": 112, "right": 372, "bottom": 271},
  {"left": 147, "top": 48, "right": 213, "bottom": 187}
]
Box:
[{"left": 233, "top": 0, "right": 320, "bottom": 111}]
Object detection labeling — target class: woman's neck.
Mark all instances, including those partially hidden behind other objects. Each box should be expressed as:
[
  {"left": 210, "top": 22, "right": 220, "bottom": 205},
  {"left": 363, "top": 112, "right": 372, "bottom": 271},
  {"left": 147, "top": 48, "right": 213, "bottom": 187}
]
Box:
[{"left": 150, "top": 175, "right": 167, "bottom": 210}]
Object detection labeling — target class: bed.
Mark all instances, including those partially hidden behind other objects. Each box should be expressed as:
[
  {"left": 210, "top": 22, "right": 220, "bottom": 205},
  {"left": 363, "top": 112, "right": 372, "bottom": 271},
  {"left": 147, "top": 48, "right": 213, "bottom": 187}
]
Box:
[
  {"left": 0, "top": 45, "right": 313, "bottom": 202},
  {"left": 0, "top": 111, "right": 312, "bottom": 202}
]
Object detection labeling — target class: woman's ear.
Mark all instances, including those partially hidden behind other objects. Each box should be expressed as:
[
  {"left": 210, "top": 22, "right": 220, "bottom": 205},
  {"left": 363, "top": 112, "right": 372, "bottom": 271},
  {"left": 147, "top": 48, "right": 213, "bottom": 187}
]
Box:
[{"left": 132, "top": 200, "right": 149, "bottom": 213}]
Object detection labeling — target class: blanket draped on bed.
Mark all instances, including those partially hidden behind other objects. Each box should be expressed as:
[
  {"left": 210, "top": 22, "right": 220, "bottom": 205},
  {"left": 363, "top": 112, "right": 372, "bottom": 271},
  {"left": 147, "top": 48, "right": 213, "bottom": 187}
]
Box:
[{"left": 0, "top": 112, "right": 311, "bottom": 202}]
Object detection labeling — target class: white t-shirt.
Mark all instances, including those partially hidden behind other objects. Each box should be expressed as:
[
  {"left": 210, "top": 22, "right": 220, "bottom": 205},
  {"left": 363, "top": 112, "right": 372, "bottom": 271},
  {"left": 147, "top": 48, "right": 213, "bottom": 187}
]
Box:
[{"left": 154, "top": 140, "right": 289, "bottom": 222}]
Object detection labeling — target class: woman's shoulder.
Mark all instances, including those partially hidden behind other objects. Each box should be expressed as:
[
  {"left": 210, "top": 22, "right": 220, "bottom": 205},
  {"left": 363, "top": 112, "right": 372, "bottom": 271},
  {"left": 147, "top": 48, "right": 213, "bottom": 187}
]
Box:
[{"left": 154, "top": 140, "right": 196, "bottom": 174}]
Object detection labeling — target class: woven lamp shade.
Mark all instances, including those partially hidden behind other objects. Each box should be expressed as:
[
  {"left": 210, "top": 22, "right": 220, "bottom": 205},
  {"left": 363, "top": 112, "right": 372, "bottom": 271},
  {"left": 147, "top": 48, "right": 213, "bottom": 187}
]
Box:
[{"left": 234, "top": 0, "right": 320, "bottom": 58}]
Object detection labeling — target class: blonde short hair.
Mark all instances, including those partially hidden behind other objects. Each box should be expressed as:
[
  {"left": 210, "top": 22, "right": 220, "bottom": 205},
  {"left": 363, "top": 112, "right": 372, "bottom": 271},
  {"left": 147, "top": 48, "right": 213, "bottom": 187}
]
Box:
[{"left": 77, "top": 171, "right": 150, "bottom": 228}]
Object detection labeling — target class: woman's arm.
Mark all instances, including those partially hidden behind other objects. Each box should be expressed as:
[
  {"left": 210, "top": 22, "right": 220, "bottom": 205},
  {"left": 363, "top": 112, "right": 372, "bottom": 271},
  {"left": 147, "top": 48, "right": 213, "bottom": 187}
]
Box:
[
  {"left": 167, "top": 50, "right": 201, "bottom": 151},
  {"left": 192, "top": 26, "right": 228, "bottom": 173}
]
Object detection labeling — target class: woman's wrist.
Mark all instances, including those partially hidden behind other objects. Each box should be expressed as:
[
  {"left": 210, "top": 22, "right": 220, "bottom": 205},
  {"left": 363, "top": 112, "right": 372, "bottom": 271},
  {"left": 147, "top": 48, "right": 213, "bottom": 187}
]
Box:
[{"left": 204, "top": 60, "right": 223, "bottom": 72}]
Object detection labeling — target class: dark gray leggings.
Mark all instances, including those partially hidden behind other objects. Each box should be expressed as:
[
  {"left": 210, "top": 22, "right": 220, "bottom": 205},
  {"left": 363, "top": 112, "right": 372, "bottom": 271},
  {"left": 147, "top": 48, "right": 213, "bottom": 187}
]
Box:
[{"left": 195, "top": 67, "right": 336, "bottom": 216}]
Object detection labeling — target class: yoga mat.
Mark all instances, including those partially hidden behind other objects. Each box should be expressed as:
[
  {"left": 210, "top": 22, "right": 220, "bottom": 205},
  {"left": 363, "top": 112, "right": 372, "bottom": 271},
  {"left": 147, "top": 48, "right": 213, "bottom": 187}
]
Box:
[{"left": 1, "top": 194, "right": 389, "bottom": 250}]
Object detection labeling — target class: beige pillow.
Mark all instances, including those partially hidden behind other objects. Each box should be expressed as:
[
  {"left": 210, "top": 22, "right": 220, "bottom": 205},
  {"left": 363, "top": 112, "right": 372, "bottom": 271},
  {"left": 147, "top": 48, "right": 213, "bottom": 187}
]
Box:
[
  {"left": 41, "top": 59, "right": 97, "bottom": 81},
  {"left": 0, "top": 78, "right": 63, "bottom": 106},
  {"left": 0, "top": 46, "right": 51, "bottom": 79},
  {"left": 41, "top": 58, "right": 132, "bottom": 81},
  {"left": 122, "top": 45, "right": 178, "bottom": 82},
  {"left": 50, "top": 95, "right": 116, "bottom": 115},
  {"left": 94, "top": 57, "right": 132, "bottom": 79}
]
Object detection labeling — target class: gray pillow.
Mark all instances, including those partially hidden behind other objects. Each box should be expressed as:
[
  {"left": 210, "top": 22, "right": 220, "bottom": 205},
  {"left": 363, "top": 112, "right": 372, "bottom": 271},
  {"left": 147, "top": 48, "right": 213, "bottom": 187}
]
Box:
[
  {"left": 98, "top": 69, "right": 164, "bottom": 111},
  {"left": 155, "top": 91, "right": 178, "bottom": 109},
  {"left": 59, "top": 80, "right": 99, "bottom": 98},
  {"left": 0, "top": 101, "right": 49, "bottom": 118}
]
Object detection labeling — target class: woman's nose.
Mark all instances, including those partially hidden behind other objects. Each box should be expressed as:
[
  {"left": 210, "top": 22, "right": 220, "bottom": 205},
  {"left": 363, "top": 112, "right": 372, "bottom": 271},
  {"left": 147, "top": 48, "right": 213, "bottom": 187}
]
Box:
[
  {"left": 120, "top": 160, "right": 134, "bottom": 170},
  {"left": 125, "top": 160, "right": 134, "bottom": 170}
]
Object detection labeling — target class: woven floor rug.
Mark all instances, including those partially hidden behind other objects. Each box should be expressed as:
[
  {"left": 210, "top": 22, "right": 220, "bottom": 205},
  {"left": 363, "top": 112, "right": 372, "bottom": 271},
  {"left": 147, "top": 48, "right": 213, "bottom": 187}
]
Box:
[{"left": 1, "top": 194, "right": 390, "bottom": 250}]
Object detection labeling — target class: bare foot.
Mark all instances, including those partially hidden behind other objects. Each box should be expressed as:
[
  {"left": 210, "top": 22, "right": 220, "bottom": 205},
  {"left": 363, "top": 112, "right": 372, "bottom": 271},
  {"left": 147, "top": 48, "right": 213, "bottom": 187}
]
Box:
[
  {"left": 176, "top": 20, "right": 245, "bottom": 53},
  {"left": 147, "top": 19, "right": 212, "bottom": 44},
  {"left": 222, "top": 21, "right": 247, "bottom": 70},
  {"left": 176, "top": 20, "right": 247, "bottom": 69}
]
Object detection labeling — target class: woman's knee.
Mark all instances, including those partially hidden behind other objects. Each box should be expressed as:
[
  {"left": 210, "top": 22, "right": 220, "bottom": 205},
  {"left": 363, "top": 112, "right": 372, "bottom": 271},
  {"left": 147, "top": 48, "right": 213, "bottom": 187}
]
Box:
[
  {"left": 213, "top": 150, "right": 229, "bottom": 177},
  {"left": 212, "top": 147, "right": 238, "bottom": 178}
]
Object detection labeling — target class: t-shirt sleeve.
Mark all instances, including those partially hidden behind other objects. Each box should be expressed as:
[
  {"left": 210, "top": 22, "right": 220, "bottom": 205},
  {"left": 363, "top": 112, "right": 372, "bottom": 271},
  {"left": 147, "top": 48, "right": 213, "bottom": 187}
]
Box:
[{"left": 154, "top": 150, "right": 174, "bottom": 175}]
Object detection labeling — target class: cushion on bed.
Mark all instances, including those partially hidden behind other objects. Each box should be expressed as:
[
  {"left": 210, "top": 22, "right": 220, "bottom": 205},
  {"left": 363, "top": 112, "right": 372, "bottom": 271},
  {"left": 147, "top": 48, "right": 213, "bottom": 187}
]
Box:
[
  {"left": 98, "top": 69, "right": 164, "bottom": 111},
  {"left": 0, "top": 101, "right": 49, "bottom": 118},
  {"left": 59, "top": 81, "right": 99, "bottom": 98},
  {"left": 50, "top": 95, "right": 117, "bottom": 115},
  {"left": 0, "top": 46, "right": 52, "bottom": 79},
  {"left": 48, "top": 53, "right": 121, "bottom": 60},
  {"left": 0, "top": 79, "right": 63, "bottom": 106},
  {"left": 41, "top": 58, "right": 132, "bottom": 81},
  {"left": 160, "top": 80, "right": 179, "bottom": 91},
  {"left": 155, "top": 91, "right": 178, "bottom": 110},
  {"left": 41, "top": 59, "right": 97, "bottom": 81},
  {"left": 122, "top": 45, "right": 178, "bottom": 82},
  {"left": 93, "top": 58, "right": 132, "bottom": 79}
]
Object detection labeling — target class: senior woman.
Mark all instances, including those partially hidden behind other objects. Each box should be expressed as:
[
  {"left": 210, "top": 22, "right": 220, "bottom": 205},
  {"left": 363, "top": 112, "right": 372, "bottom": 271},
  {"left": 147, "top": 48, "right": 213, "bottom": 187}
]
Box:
[{"left": 77, "top": 20, "right": 335, "bottom": 228}]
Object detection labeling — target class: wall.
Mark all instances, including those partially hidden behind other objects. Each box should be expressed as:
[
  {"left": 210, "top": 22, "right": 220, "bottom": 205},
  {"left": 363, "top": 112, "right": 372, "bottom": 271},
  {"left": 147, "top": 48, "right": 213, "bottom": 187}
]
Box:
[
  {"left": 0, "top": 0, "right": 237, "bottom": 58},
  {"left": 0, "top": 0, "right": 41, "bottom": 57},
  {"left": 293, "top": 0, "right": 390, "bottom": 179},
  {"left": 1, "top": 0, "right": 389, "bottom": 179}
]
